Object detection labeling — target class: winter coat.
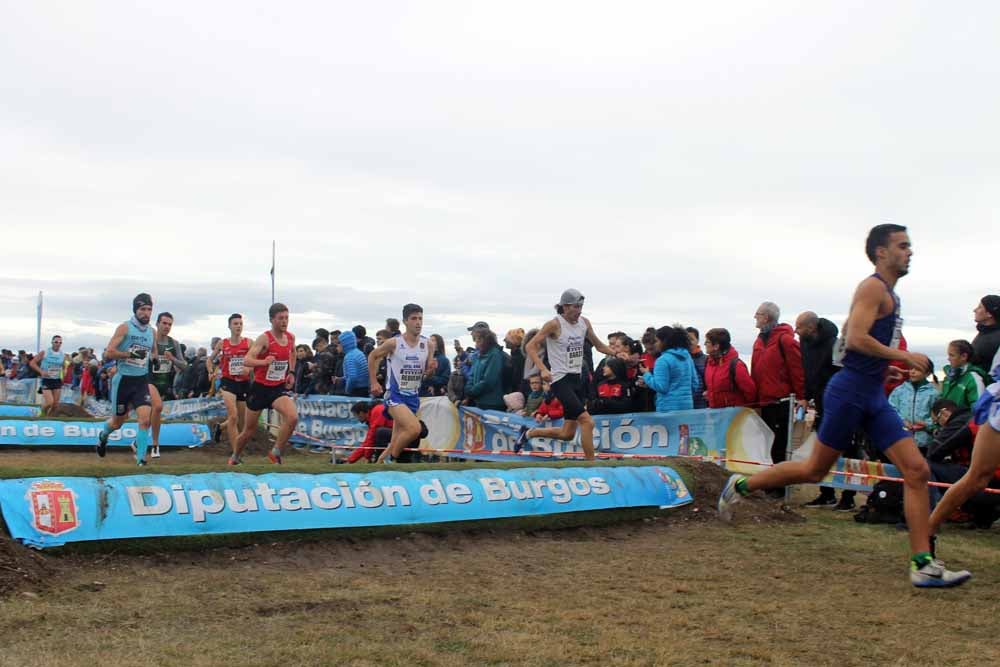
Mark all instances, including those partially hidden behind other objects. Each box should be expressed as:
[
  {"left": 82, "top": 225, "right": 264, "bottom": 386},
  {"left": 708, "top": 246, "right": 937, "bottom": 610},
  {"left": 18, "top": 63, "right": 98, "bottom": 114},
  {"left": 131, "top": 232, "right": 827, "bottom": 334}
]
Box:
[
  {"left": 888, "top": 380, "right": 939, "bottom": 448},
  {"left": 535, "top": 394, "right": 564, "bottom": 420},
  {"left": 339, "top": 332, "right": 370, "bottom": 395},
  {"left": 940, "top": 364, "right": 987, "bottom": 409},
  {"left": 690, "top": 349, "right": 708, "bottom": 409},
  {"left": 523, "top": 390, "right": 545, "bottom": 416},
  {"left": 972, "top": 323, "right": 1000, "bottom": 370},
  {"left": 926, "top": 407, "right": 975, "bottom": 464},
  {"left": 704, "top": 347, "right": 756, "bottom": 408},
  {"left": 751, "top": 324, "right": 806, "bottom": 404},
  {"left": 591, "top": 357, "right": 635, "bottom": 415},
  {"left": 422, "top": 352, "right": 451, "bottom": 396},
  {"left": 465, "top": 344, "right": 505, "bottom": 411},
  {"left": 799, "top": 318, "right": 839, "bottom": 402},
  {"left": 642, "top": 348, "right": 700, "bottom": 413}
]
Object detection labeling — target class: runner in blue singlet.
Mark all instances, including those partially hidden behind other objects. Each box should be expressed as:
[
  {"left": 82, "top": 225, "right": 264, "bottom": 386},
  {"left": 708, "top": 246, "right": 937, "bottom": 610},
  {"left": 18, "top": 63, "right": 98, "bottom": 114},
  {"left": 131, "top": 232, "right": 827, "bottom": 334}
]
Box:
[
  {"left": 367, "top": 303, "right": 436, "bottom": 463},
  {"left": 718, "top": 225, "right": 970, "bottom": 589},
  {"left": 96, "top": 293, "right": 156, "bottom": 465}
]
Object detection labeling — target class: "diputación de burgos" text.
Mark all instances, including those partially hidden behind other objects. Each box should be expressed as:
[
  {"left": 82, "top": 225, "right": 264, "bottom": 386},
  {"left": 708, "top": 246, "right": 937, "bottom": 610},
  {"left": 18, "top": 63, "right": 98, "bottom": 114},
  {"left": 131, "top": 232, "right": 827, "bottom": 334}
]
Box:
[{"left": 126, "top": 476, "right": 613, "bottom": 523}]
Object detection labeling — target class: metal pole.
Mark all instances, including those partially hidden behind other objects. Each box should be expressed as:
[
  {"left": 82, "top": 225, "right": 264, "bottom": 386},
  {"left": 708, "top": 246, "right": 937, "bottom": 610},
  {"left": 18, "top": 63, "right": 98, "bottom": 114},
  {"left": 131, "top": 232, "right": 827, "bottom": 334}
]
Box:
[
  {"left": 35, "top": 291, "right": 43, "bottom": 405},
  {"left": 270, "top": 241, "right": 275, "bottom": 304},
  {"left": 784, "top": 393, "right": 796, "bottom": 505}
]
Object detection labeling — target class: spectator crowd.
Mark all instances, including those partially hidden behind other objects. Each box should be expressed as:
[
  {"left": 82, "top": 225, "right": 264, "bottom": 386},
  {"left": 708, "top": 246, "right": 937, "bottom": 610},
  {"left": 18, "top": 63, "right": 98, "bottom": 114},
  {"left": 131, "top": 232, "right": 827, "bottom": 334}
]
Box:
[{"left": 3, "top": 294, "right": 999, "bottom": 522}]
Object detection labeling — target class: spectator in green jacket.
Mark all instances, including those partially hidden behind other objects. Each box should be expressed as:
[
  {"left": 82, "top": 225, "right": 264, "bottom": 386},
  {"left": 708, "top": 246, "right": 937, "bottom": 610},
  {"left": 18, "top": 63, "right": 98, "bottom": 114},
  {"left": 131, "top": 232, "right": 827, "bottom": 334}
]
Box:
[
  {"left": 463, "top": 329, "right": 506, "bottom": 411},
  {"left": 940, "top": 340, "right": 988, "bottom": 409}
]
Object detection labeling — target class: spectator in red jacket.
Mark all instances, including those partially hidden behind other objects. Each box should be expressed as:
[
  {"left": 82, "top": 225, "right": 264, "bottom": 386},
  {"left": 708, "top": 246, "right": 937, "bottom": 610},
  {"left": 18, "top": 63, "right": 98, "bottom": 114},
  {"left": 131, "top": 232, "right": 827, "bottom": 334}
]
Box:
[
  {"left": 703, "top": 328, "right": 756, "bottom": 408},
  {"left": 347, "top": 400, "right": 394, "bottom": 463},
  {"left": 752, "top": 301, "right": 807, "bottom": 495},
  {"left": 534, "top": 380, "right": 565, "bottom": 422}
]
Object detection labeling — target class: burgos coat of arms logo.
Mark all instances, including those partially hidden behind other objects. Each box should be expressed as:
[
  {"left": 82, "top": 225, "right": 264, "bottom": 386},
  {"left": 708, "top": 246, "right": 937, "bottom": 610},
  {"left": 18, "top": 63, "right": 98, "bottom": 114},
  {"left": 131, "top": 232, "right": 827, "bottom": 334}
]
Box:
[{"left": 26, "top": 480, "right": 80, "bottom": 536}]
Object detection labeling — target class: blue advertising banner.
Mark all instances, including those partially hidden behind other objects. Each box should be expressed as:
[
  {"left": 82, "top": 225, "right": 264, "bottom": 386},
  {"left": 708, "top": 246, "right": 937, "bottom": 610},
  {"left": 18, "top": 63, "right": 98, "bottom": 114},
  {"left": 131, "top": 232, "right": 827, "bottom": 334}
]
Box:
[
  {"left": 0, "top": 379, "right": 36, "bottom": 404},
  {"left": 0, "top": 466, "right": 692, "bottom": 548},
  {"left": 0, "top": 404, "right": 42, "bottom": 417},
  {"left": 291, "top": 395, "right": 370, "bottom": 447},
  {"left": 0, "top": 420, "right": 210, "bottom": 448},
  {"left": 451, "top": 407, "right": 772, "bottom": 472}
]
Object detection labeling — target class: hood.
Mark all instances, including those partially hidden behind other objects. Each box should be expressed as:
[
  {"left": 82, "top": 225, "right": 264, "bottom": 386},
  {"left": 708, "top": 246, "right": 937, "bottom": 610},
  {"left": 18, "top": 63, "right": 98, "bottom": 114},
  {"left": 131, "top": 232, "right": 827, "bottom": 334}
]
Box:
[
  {"left": 338, "top": 331, "right": 358, "bottom": 352},
  {"left": 605, "top": 357, "right": 628, "bottom": 382},
  {"left": 760, "top": 322, "right": 794, "bottom": 344},
  {"left": 665, "top": 348, "right": 691, "bottom": 362},
  {"left": 709, "top": 347, "right": 740, "bottom": 366},
  {"left": 814, "top": 318, "right": 839, "bottom": 343}
]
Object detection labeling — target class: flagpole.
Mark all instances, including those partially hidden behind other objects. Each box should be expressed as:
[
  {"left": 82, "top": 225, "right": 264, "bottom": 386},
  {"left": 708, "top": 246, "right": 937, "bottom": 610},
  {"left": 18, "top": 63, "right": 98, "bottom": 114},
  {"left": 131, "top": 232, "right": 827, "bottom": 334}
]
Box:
[
  {"left": 36, "top": 291, "right": 42, "bottom": 352},
  {"left": 270, "top": 241, "right": 276, "bottom": 304}
]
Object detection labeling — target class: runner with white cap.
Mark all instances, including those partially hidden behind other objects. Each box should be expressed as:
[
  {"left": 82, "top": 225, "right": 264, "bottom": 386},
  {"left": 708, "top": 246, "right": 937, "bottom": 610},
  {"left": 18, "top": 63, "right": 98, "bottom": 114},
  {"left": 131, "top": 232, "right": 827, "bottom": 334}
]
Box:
[{"left": 515, "top": 289, "right": 615, "bottom": 460}]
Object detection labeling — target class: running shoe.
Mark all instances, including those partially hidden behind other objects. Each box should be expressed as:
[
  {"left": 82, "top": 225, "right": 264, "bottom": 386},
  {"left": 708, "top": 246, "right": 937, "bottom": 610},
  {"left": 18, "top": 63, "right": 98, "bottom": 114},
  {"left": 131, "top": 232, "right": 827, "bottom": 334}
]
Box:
[
  {"left": 96, "top": 430, "right": 109, "bottom": 458},
  {"left": 803, "top": 494, "right": 837, "bottom": 508},
  {"left": 833, "top": 497, "right": 855, "bottom": 512},
  {"left": 136, "top": 460, "right": 146, "bottom": 467},
  {"left": 227, "top": 455, "right": 241, "bottom": 466},
  {"left": 717, "top": 474, "right": 745, "bottom": 522},
  {"left": 267, "top": 448, "right": 282, "bottom": 464},
  {"left": 910, "top": 561, "right": 971, "bottom": 588},
  {"left": 513, "top": 426, "right": 530, "bottom": 454},
  {"left": 151, "top": 446, "right": 161, "bottom": 459},
  {"left": 382, "top": 456, "right": 394, "bottom": 464}
]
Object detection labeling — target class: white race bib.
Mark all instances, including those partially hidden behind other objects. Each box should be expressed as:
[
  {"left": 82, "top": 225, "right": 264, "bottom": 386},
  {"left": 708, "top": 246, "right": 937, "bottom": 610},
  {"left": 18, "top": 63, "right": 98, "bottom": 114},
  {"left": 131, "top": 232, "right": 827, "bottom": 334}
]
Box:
[
  {"left": 266, "top": 359, "right": 289, "bottom": 382},
  {"left": 229, "top": 356, "right": 245, "bottom": 376},
  {"left": 152, "top": 357, "right": 172, "bottom": 374},
  {"left": 45, "top": 368, "right": 61, "bottom": 379},
  {"left": 125, "top": 345, "right": 148, "bottom": 368},
  {"left": 400, "top": 366, "right": 423, "bottom": 392},
  {"left": 567, "top": 337, "right": 584, "bottom": 373},
  {"left": 890, "top": 316, "right": 903, "bottom": 350}
]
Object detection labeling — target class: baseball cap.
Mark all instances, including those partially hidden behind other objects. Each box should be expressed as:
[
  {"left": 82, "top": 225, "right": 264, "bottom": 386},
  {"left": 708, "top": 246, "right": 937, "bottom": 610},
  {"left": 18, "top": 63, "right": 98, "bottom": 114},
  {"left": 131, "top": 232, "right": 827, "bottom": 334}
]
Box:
[
  {"left": 558, "top": 289, "right": 585, "bottom": 306},
  {"left": 467, "top": 321, "right": 490, "bottom": 332}
]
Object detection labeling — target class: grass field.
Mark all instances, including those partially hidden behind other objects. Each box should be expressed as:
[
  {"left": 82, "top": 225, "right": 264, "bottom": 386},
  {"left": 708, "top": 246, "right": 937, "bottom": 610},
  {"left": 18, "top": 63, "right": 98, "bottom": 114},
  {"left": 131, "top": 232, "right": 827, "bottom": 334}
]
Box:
[{"left": 1, "top": 448, "right": 998, "bottom": 666}]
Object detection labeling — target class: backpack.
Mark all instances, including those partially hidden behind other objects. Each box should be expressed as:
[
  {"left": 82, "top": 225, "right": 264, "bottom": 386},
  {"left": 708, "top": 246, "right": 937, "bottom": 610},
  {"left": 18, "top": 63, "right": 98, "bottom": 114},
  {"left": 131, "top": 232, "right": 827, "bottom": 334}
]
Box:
[{"left": 854, "top": 480, "right": 903, "bottom": 524}]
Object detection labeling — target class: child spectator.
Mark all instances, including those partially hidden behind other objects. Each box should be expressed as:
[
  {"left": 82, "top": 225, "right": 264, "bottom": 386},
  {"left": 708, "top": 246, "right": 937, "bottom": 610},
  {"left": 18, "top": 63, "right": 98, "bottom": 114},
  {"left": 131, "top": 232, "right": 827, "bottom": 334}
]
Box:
[
  {"left": 888, "top": 361, "right": 939, "bottom": 451},
  {"left": 940, "top": 340, "right": 988, "bottom": 408},
  {"left": 591, "top": 357, "right": 634, "bottom": 415},
  {"left": 523, "top": 374, "right": 545, "bottom": 415},
  {"left": 534, "top": 380, "right": 564, "bottom": 422}
]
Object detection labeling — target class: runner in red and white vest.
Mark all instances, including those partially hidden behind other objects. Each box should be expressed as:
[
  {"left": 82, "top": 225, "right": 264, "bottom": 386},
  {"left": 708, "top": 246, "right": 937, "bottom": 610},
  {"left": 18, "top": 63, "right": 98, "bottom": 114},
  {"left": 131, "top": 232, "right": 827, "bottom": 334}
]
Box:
[
  {"left": 234, "top": 303, "right": 298, "bottom": 465},
  {"left": 211, "top": 312, "right": 252, "bottom": 463}
]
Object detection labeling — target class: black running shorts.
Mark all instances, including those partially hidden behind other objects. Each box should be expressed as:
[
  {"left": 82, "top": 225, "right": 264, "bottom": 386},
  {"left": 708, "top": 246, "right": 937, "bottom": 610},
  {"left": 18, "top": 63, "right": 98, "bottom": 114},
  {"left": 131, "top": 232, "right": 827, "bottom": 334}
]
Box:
[{"left": 551, "top": 374, "right": 587, "bottom": 421}]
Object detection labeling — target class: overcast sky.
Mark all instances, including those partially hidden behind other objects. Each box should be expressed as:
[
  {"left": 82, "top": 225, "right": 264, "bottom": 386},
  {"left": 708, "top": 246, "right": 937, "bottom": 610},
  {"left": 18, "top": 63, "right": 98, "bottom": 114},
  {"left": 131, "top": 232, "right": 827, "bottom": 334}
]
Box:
[{"left": 1, "top": 2, "right": 997, "bottom": 363}]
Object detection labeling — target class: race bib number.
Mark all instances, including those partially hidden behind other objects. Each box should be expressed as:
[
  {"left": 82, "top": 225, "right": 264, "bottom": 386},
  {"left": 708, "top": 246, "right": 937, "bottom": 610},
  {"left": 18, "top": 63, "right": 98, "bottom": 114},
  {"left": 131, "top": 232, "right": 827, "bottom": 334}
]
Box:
[
  {"left": 125, "top": 345, "right": 148, "bottom": 368},
  {"left": 45, "top": 368, "right": 61, "bottom": 379},
  {"left": 400, "top": 366, "right": 422, "bottom": 393},
  {"left": 890, "top": 316, "right": 903, "bottom": 350},
  {"left": 152, "top": 357, "right": 172, "bottom": 374},
  {"left": 567, "top": 337, "right": 584, "bottom": 373},
  {"left": 229, "top": 356, "right": 245, "bottom": 376},
  {"left": 266, "top": 359, "right": 289, "bottom": 382}
]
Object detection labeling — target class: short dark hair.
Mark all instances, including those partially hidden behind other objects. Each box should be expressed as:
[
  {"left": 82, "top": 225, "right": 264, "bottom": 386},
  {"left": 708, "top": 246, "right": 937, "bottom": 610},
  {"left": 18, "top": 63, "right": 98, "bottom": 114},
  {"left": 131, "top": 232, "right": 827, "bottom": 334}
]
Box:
[
  {"left": 931, "top": 398, "right": 959, "bottom": 415},
  {"left": 705, "top": 328, "right": 732, "bottom": 352},
  {"left": 685, "top": 326, "right": 700, "bottom": 340},
  {"left": 865, "top": 224, "right": 908, "bottom": 264},
  {"left": 312, "top": 337, "right": 326, "bottom": 349},
  {"left": 402, "top": 304, "right": 423, "bottom": 320},
  {"left": 269, "top": 303, "right": 288, "bottom": 320},
  {"left": 228, "top": 313, "right": 242, "bottom": 325},
  {"left": 352, "top": 325, "right": 367, "bottom": 339},
  {"left": 655, "top": 324, "right": 690, "bottom": 351},
  {"left": 351, "top": 400, "right": 378, "bottom": 416},
  {"left": 386, "top": 318, "right": 400, "bottom": 332},
  {"left": 157, "top": 312, "right": 173, "bottom": 323},
  {"left": 51, "top": 335, "right": 61, "bottom": 343},
  {"left": 948, "top": 339, "right": 974, "bottom": 361},
  {"left": 376, "top": 329, "right": 391, "bottom": 339},
  {"left": 477, "top": 329, "right": 498, "bottom": 349}
]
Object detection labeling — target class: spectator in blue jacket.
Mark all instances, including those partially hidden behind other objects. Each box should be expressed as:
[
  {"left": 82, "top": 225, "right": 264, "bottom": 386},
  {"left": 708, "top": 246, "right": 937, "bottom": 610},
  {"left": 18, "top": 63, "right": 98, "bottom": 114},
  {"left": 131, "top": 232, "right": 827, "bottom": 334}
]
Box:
[
  {"left": 339, "top": 330, "right": 370, "bottom": 398},
  {"left": 463, "top": 329, "right": 506, "bottom": 411},
  {"left": 888, "top": 362, "right": 939, "bottom": 451},
  {"left": 638, "top": 325, "right": 700, "bottom": 413},
  {"left": 422, "top": 333, "right": 451, "bottom": 396}
]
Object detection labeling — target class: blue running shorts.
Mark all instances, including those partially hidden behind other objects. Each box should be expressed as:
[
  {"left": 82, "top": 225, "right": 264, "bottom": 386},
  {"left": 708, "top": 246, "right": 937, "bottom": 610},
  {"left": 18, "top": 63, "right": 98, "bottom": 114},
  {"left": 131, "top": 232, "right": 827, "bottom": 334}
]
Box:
[{"left": 817, "top": 368, "right": 910, "bottom": 452}]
